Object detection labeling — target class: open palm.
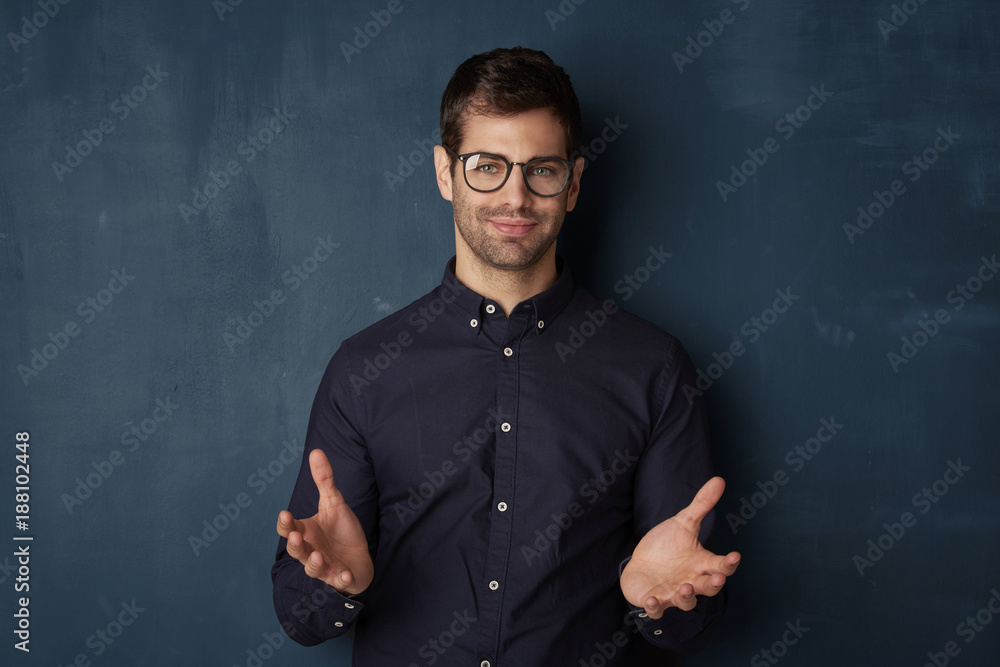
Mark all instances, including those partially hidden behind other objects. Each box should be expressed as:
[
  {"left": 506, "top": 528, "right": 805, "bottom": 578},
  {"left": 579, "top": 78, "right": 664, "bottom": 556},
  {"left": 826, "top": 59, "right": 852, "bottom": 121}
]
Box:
[
  {"left": 276, "top": 449, "right": 374, "bottom": 595},
  {"left": 621, "top": 477, "right": 740, "bottom": 619}
]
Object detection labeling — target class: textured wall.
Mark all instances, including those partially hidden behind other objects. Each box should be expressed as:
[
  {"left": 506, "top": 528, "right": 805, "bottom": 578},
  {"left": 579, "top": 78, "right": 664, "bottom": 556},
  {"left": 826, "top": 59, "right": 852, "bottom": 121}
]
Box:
[{"left": 1, "top": 0, "right": 998, "bottom": 665}]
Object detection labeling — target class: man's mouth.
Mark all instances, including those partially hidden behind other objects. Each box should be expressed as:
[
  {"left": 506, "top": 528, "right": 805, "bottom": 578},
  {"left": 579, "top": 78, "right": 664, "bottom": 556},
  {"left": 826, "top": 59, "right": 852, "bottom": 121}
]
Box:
[{"left": 489, "top": 218, "right": 536, "bottom": 236}]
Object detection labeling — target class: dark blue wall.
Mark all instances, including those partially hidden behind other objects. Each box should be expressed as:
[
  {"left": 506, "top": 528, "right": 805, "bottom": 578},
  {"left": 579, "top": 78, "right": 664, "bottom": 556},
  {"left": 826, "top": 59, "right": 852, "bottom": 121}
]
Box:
[{"left": 1, "top": 0, "right": 998, "bottom": 665}]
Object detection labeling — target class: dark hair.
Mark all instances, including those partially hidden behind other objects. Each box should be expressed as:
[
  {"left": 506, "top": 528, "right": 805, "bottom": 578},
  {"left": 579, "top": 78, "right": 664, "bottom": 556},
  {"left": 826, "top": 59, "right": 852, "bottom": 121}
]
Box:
[{"left": 440, "top": 47, "right": 581, "bottom": 164}]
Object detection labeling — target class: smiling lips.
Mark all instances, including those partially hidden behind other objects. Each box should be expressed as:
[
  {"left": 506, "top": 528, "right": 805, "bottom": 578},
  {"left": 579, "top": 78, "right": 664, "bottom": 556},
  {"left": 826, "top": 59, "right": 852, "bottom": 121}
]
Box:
[{"left": 489, "top": 219, "right": 536, "bottom": 236}]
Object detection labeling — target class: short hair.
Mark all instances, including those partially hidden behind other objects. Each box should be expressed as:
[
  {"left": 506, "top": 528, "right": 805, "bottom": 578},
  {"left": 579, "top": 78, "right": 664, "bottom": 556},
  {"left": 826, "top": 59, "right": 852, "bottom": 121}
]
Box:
[{"left": 440, "top": 47, "right": 582, "bottom": 164}]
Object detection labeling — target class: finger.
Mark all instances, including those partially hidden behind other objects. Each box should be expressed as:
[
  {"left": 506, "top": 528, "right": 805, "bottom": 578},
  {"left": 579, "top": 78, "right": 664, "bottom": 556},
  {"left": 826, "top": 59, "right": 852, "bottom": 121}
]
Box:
[
  {"left": 675, "top": 583, "right": 697, "bottom": 611},
  {"left": 661, "top": 582, "right": 697, "bottom": 612},
  {"left": 309, "top": 449, "right": 345, "bottom": 504},
  {"left": 723, "top": 550, "right": 742, "bottom": 573},
  {"left": 276, "top": 510, "right": 303, "bottom": 538},
  {"left": 302, "top": 547, "right": 328, "bottom": 580},
  {"left": 643, "top": 594, "right": 663, "bottom": 619},
  {"left": 303, "top": 550, "right": 354, "bottom": 590},
  {"left": 678, "top": 476, "right": 726, "bottom": 526},
  {"left": 689, "top": 572, "right": 727, "bottom": 598},
  {"left": 698, "top": 550, "right": 741, "bottom": 577},
  {"left": 644, "top": 582, "right": 697, "bottom": 618},
  {"left": 286, "top": 529, "right": 315, "bottom": 563}
]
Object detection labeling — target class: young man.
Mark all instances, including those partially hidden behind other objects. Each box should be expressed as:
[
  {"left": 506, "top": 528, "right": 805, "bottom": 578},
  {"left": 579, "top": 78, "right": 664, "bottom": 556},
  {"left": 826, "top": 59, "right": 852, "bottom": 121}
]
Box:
[{"left": 272, "top": 47, "right": 740, "bottom": 666}]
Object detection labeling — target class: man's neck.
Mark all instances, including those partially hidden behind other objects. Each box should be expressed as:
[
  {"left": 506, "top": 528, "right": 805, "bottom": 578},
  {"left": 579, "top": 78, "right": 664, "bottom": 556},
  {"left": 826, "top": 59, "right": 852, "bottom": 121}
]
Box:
[{"left": 454, "top": 251, "right": 558, "bottom": 317}]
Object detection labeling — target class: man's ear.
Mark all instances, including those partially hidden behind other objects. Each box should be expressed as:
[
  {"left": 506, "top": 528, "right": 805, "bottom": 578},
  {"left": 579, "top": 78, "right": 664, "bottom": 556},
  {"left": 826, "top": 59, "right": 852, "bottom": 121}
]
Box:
[
  {"left": 565, "top": 155, "right": 585, "bottom": 212},
  {"left": 434, "top": 145, "right": 455, "bottom": 202}
]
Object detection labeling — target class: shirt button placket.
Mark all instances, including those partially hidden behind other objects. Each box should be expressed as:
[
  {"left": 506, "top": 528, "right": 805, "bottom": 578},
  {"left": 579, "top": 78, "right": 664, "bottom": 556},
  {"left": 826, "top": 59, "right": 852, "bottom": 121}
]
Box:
[{"left": 477, "top": 314, "right": 527, "bottom": 662}]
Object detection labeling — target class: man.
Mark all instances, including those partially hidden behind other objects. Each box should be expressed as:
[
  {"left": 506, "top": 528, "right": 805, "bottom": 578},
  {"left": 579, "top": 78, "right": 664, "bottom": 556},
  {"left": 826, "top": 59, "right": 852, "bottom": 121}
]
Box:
[{"left": 272, "top": 46, "right": 740, "bottom": 666}]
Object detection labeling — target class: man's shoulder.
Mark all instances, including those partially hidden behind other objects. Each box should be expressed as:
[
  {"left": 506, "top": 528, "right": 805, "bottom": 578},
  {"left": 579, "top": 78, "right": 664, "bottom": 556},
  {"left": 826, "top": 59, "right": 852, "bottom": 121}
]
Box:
[
  {"left": 569, "top": 286, "right": 682, "bottom": 346},
  {"left": 555, "top": 285, "right": 695, "bottom": 376},
  {"left": 338, "top": 283, "right": 446, "bottom": 352}
]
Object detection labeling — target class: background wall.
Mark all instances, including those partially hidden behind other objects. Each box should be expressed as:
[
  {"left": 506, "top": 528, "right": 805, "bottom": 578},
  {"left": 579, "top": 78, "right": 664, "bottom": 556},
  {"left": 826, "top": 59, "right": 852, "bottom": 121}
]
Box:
[{"left": 1, "top": 0, "right": 997, "bottom": 665}]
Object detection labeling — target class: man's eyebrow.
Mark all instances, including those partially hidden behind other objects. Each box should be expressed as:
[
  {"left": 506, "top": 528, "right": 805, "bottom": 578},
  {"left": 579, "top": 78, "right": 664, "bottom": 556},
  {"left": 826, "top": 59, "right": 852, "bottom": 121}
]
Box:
[{"left": 465, "top": 149, "right": 568, "bottom": 161}]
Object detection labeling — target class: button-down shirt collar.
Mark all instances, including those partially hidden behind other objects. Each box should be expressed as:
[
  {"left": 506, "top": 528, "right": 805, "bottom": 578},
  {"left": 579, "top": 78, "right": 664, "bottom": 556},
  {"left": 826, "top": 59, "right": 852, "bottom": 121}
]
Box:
[{"left": 441, "top": 255, "right": 575, "bottom": 336}]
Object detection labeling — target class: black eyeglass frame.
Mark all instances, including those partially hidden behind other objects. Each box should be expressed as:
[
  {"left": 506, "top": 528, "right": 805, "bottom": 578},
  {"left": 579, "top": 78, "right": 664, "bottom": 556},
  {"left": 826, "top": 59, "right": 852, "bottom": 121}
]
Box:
[{"left": 444, "top": 146, "right": 576, "bottom": 198}]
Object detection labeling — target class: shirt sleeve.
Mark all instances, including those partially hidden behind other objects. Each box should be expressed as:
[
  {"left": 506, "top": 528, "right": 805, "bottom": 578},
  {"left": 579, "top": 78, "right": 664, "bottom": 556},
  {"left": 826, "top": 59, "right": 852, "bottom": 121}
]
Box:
[
  {"left": 271, "top": 339, "right": 380, "bottom": 645},
  {"left": 621, "top": 335, "right": 725, "bottom": 655}
]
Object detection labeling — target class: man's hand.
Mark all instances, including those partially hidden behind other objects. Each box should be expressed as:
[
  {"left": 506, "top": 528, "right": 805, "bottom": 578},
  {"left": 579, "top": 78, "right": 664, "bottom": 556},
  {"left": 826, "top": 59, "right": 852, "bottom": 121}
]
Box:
[
  {"left": 620, "top": 476, "right": 740, "bottom": 619},
  {"left": 276, "top": 449, "right": 374, "bottom": 595}
]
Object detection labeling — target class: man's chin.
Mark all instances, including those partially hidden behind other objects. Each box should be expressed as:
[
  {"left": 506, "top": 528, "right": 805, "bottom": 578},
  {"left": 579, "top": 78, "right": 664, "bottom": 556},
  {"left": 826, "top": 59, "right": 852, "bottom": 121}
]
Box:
[{"left": 476, "top": 243, "right": 550, "bottom": 272}]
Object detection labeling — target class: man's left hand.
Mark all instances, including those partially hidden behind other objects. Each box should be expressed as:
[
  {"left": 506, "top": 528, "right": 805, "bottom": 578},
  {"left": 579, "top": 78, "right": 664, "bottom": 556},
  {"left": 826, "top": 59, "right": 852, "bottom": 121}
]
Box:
[{"left": 620, "top": 476, "right": 741, "bottom": 619}]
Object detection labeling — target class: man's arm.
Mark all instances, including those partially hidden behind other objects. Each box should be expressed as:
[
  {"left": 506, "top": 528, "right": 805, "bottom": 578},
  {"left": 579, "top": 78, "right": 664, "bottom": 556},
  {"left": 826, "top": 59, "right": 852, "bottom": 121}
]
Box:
[
  {"left": 619, "top": 336, "right": 739, "bottom": 655},
  {"left": 271, "top": 341, "right": 380, "bottom": 644}
]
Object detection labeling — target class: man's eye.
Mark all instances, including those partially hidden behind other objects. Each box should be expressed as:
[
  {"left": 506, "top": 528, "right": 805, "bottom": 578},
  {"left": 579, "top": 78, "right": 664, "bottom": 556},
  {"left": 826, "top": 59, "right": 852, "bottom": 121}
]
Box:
[
  {"left": 531, "top": 166, "right": 553, "bottom": 177},
  {"left": 477, "top": 164, "right": 499, "bottom": 174}
]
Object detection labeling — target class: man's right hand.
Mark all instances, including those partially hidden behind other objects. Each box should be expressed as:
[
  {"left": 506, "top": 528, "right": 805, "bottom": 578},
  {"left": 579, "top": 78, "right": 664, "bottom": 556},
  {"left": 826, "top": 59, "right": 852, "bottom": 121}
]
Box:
[{"left": 276, "top": 449, "right": 374, "bottom": 596}]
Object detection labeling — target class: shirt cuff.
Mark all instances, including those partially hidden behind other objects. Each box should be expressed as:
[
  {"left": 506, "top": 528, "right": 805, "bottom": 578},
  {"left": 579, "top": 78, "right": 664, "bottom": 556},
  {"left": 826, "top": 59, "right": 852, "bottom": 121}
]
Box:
[
  {"left": 317, "top": 586, "right": 365, "bottom": 633},
  {"left": 618, "top": 556, "right": 724, "bottom": 655},
  {"left": 279, "top": 564, "right": 366, "bottom": 643}
]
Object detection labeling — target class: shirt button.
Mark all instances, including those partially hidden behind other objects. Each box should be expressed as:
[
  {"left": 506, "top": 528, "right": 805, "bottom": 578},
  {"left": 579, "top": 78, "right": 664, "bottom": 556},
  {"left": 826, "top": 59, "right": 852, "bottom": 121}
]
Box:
[
  {"left": 486, "top": 304, "right": 496, "bottom": 314},
  {"left": 489, "top": 580, "right": 499, "bottom": 591},
  {"left": 470, "top": 318, "right": 478, "bottom": 328},
  {"left": 501, "top": 422, "right": 511, "bottom": 432},
  {"left": 481, "top": 661, "right": 491, "bottom": 667},
  {"left": 537, "top": 320, "right": 545, "bottom": 329},
  {"left": 497, "top": 501, "right": 507, "bottom": 512},
  {"left": 654, "top": 629, "right": 663, "bottom": 635},
  {"left": 334, "top": 621, "right": 344, "bottom": 627},
  {"left": 503, "top": 347, "right": 513, "bottom": 357},
  {"left": 344, "top": 603, "right": 355, "bottom": 609},
  {"left": 638, "top": 612, "right": 648, "bottom": 618}
]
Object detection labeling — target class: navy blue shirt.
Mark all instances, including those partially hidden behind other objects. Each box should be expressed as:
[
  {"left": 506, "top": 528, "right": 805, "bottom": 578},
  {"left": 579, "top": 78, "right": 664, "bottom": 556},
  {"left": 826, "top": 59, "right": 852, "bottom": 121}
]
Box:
[{"left": 272, "top": 257, "right": 723, "bottom": 666}]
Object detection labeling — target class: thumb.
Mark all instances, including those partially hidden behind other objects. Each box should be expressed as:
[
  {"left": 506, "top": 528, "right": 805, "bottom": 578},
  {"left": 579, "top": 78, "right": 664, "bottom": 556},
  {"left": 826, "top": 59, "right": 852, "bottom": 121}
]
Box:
[
  {"left": 679, "top": 476, "right": 725, "bottom": 525},
  {"left": 309, "top": 449, "right": 344, "bottom": 504}
]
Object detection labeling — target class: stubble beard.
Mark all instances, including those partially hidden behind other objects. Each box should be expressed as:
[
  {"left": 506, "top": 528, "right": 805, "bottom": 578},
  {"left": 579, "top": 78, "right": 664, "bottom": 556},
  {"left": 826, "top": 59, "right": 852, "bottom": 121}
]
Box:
[{"left": 451, "top": 185, "right": 565, "bottom": 274}]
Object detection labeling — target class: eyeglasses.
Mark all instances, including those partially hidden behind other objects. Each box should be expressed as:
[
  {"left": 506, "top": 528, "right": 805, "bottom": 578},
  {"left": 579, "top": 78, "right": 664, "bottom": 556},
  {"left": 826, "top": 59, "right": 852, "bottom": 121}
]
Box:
[{"left": 444, "top": 146, "right": 575, "bottom": 197}]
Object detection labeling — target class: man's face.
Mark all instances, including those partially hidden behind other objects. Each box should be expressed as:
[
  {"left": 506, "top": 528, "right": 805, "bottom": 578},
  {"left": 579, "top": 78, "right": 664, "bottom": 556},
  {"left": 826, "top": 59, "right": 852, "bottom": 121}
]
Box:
[{"left": 434, "top": 108, "right": 584, "bottom": 273}]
